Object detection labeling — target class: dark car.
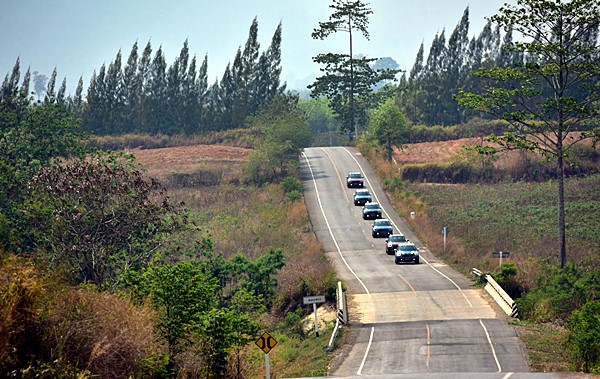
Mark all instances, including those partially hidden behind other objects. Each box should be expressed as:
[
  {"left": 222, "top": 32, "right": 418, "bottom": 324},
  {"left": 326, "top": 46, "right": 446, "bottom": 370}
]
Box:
[
  {"left": 394, "top": 242, "right": 420, "bottom": 264},
  {"left": 362, "top": 202, "right": 382, "bottom": 220},
  {"left": 346, "top": 172, "right": 364, "bottom": 188},
  {"left": 371, "top": 218, "right": 393, "bottom": 238},
  {"left": 353, "top": 189, "right": 372, "bottom": 206},
  {"left": 385, "top": 234, "right": 408, "bottom": 254}
]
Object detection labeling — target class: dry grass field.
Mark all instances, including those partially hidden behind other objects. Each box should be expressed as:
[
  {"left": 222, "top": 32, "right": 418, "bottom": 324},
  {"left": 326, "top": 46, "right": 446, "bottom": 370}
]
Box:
[
  {"left": 393, "top": 138, "right": 481, "bottom": 164},
  {"left": 128, "top": 144, "right": 252, "bottom": 180}
]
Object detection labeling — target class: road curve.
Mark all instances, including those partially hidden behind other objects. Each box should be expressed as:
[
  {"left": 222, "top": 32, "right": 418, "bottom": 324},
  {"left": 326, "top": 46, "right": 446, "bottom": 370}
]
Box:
[{"left": 300, "top": 146, "right": 530, "bottom": 377}]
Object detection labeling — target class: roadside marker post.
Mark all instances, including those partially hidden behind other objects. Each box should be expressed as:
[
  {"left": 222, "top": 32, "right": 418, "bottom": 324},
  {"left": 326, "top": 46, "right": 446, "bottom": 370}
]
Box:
[
  {"left": 441, "top": 227, "right": 449, "bottom": 251},
  {"left": 492, "top": 251, "right": 510, "bottom": 266},
  {"left": 303, "top": 295, "right": 326, "bottom": 337}
]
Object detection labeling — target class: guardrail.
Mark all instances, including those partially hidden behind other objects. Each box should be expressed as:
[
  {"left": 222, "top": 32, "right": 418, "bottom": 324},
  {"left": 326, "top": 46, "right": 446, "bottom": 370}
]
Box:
[
  {"left": 328, "top": 281, "right": 348, "bottom": 350},
  {"left": 473, "top": 268, "right": 518, "bottom": 318}
]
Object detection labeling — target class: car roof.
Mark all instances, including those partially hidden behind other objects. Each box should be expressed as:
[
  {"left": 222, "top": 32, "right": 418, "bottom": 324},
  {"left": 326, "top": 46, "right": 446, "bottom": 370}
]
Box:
[
  {"left": 364, "top": 202, "right": 379, "bottom": 206},
  {"left": 355, "top": 189, "right": 370, "bottom": 194},
  {"left": 374, "top": 219, "right": 390, "bottom": 224},
  {"left": 396, "top": 242, "right": 416, "bottom": 248},
  {"left": 348, "top": 171, "right": 362, "bottom": 175}
]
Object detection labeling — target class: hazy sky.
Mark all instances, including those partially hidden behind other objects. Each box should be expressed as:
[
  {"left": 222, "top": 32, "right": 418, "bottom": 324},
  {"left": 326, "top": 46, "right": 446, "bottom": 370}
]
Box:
[{"left": 1, "top": 0, "right": 513, "bottom": 93}]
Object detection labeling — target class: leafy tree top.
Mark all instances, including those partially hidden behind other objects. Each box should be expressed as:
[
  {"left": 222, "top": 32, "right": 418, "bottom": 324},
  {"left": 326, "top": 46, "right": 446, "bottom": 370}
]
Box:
[{"left": 311, "top": 0, "right": 373, "bottom": 40}]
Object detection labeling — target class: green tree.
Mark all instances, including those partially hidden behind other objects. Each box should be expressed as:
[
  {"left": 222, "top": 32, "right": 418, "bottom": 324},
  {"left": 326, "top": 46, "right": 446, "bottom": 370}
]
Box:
[
  {"left": 243, "top": 95, "right": 312, "bottom": 183},
  {"left": 122, "top": 41, "right": 139, "bottom": 134},
  {"left": 105, "top": 50, "right": 123, "bottom": 133},
  {"left": 148, "top": 46, "right": 168, "bottom": 134},
  {"left": 256, "top": 22, "right": 284, "bottom": 107},
  {"left": 367, "top": 97, "right": 409, "bottom": 160},
  {"left": 0, "top": 67, "right": 86, "bottom": 251},
  {"left": 166, "top": 40, "right": 190, "bottom": 134},
  {"left": 27, "top": 152, "right": 182, "bottom": 285},
  {"left": 297, "top": 97, "right": 342, "bottom": 146},
  {"left": 566, "top": 300, "right": 600, "bottom": 373},
  {"left": 137, "top": 41, "right": 153, "bottom": 133},
  {"left": 125, "top": 244, "right": 277, "bottom": 378},
  {"left": 420, "top": 30, "right": 447, "bottom": 125},
  {"left": 443, "top": 7, "right": 470, "bottom": 124},
  {"left": 455, "top": 0, "right": 600, "bottom": 268},
  {"left": 309, "top": 0, "right": 398, "bottom": 135},
  {"left": 126, "top": 260, "right": 218, "bottom": 373}
]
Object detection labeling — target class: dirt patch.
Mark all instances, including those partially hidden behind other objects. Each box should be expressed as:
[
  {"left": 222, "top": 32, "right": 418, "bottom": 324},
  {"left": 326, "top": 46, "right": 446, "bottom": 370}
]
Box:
[
  {"left": 126, "top": 145, "right": 252, "bottom": 179},
  {"left": 393, "top": 138, "right": 481, "bottom": 164}
]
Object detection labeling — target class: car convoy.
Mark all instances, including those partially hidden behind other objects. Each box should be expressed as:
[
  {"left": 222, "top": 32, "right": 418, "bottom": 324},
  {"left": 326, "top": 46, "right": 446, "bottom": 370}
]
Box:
[{"left": 348, "top": 171, "right": 419, "bottom": 264}]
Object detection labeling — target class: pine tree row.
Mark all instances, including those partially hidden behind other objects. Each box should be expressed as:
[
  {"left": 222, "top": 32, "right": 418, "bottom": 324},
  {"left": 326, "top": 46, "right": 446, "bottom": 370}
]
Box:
[
  {"left": 397, "top": 6, "right": 598, "bottom": 127},
  {"left": 396, "top": 7, "right": 518, "bottom": 126},
  {"left": 1, "top": 18, "right": 284, "bottom": 136}
]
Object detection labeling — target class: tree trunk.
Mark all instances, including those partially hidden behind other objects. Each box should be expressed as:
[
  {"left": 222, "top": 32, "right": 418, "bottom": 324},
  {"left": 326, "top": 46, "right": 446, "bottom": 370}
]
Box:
[
  {"left": 348, "top": 13, "right": 355, "bottom": 137},
  {"left": 557, "top": 135, "right": 566, "bottom": 269}
]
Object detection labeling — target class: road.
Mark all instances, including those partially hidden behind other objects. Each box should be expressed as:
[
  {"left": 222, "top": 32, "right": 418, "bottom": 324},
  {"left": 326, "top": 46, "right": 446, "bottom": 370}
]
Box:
[{"left": 299, "top": 146, "right": 565, "bottom": 378}]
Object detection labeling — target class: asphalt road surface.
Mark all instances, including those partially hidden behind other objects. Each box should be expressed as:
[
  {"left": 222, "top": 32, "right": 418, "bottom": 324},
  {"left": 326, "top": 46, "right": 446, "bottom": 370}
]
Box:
[{"left": 299, "top": 147, "right": 588, "bottom": 379}]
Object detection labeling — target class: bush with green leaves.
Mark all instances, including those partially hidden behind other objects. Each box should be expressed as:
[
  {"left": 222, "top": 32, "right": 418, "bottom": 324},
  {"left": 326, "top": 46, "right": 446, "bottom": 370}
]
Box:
[
  {"left": 243, "top": 95, "right": 312, "bottom": 184},
  {"left": 566, "top": 300, "right": 600, "bottom": 373},
  {"left": 281, "top": 176, "right": 303, "bottom": 202},
  {"left": 492, "top": 261, "right": 523, "bottom": 299},
  {"left": 517, "top": 263, "right": 600, "bottom": 322}
]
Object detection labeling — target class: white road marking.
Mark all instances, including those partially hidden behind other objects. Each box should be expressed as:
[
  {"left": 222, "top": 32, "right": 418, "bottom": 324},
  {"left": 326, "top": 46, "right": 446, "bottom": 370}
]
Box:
[
  {"left": 357, "top": 326, "right": 375, "bottom": 376},
  {"left": 480, "top": 319, "right": 502, "bottom": 372}
]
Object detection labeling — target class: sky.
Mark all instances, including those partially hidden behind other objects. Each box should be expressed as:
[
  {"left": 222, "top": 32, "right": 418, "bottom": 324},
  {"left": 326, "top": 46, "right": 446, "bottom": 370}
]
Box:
[{"left": 0, "top": 0, "right": 514, "bottom": 94}]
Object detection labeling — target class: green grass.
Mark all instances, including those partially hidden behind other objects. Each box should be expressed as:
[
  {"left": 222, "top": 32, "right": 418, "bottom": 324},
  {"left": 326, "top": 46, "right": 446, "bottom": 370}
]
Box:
[
  {"left": 405, "top": 175, "right": 600, "bottom": 282},
  {"left": 510, "top": 320, "right": 574, "bottom": 372}
]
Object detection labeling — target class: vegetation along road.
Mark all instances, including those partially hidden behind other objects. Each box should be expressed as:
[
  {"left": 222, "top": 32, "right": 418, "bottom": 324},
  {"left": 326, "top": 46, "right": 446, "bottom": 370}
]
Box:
[{"left": 300, "top": 146, "right": 590, "bottom": 378}]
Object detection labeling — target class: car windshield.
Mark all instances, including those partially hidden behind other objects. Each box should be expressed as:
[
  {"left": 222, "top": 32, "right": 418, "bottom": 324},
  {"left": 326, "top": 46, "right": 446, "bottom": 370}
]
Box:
[
  {"left": 389, "top": 235, "right": 406, "bottom": 242},
  {"left": 349, "top": 173, "right": 362, "bottom": 178},
  {"left": 365, "top": 203, "right": 379, "bottom": 209},
  {"left": 375, "top": 220, "right": 391, "bottom": 226},
  {"left": 398, "top": 245, "right": 417, "bottom": 252}
]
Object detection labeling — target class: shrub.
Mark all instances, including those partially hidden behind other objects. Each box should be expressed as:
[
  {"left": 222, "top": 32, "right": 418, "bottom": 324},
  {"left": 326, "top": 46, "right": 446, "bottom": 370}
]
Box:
[
  {"left": 281, "top": 176, "right": 303, "bottom": 202},
  {"left": 566, "top": 300, "right": 600, "bottom": 373},
  {"left": 492, "top": 262, "right": 523, "bottom": 299},
  {"left": 166, "top": 167, "right": 224, "bottom": 188},
  {"left": 517, "top": 264, "right": 600, "bottom": 322},
  {"left": 401, "top": 162, "right": 479, "bottom": 183},
  {"left": 27, "top": 151, "right": 183, "bottom": 285},
  {"left": 41, "top": 286, "right": 162, "bottom": 378},
  {"left": 281, "top": 176, "right": 303, "bottom": 194},
  {"left": 0, "top": 255, "right": 44, "bottom": 373}
]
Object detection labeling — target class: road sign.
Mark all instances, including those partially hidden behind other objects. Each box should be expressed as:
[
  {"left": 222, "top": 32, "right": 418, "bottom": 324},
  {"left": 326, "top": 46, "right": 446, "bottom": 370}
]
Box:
[
  {"left": 303, "top": 295, "right": 326, "bottom": 305},
  {"left": 255, "top": 332, "right": 277, "bottom": 354},
  {"left": 492, "top": 251, "right": 510, "bottom": 258}
]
